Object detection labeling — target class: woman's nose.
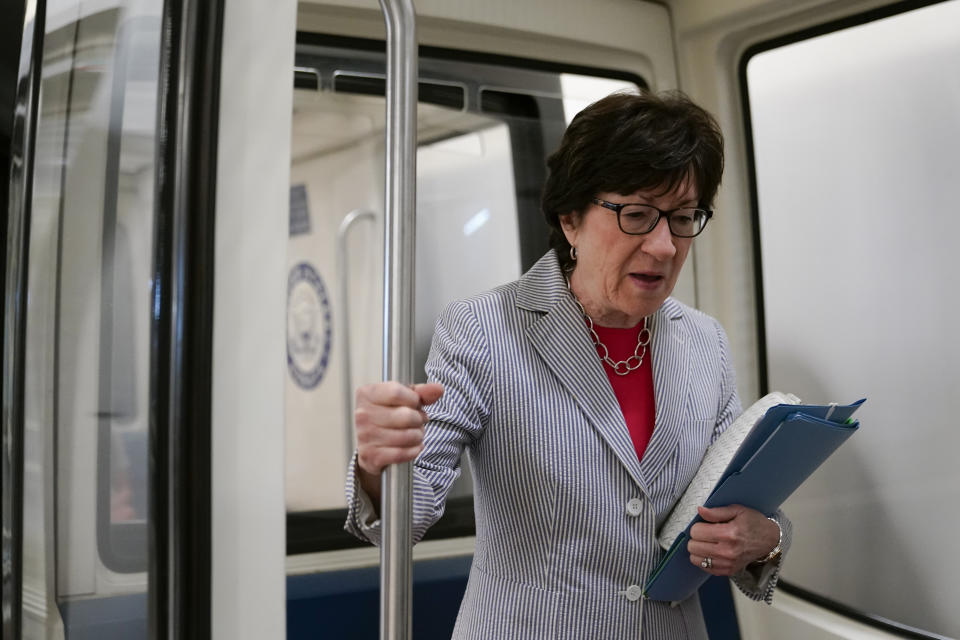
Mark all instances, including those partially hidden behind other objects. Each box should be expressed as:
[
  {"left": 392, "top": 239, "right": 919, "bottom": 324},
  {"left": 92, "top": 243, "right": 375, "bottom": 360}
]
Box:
[{"left": 641, "top": 217, "right": 677, "bottom": 259}]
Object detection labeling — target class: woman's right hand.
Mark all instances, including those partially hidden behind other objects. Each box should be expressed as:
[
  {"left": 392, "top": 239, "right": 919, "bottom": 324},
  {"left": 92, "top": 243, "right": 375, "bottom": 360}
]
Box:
[{"left": 354, "top": 382, "right": 444, "bottom": 503}]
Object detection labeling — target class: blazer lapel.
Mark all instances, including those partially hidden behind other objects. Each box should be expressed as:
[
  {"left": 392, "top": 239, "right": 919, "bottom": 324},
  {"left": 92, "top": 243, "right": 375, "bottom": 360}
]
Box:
[
  {"left": 519, "top": 253, "right": 648, "bottom": 492},
  {"left": 639, "top": 299, "right": 690, "bottom": 486}
]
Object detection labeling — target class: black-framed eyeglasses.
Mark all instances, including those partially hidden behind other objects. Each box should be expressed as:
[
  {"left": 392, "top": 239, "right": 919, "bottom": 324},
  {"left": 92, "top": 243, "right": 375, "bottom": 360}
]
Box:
[{"left": 591, "top": 198, "right": 713, "bottom": 238}]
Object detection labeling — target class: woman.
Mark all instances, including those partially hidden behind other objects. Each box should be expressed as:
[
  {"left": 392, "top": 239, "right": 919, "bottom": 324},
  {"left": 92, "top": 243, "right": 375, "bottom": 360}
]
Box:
[{"left": 345, "top": 91, "right": 788, "bottom": 639}]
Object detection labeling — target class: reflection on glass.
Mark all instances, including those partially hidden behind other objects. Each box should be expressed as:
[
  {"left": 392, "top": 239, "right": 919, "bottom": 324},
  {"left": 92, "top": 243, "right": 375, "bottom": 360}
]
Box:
[
  {"left": 19, "top": 1, "right": 162, "bottom": 638},
  {"left": 93, "top": 12, "right": 158, "bottom": 573}
]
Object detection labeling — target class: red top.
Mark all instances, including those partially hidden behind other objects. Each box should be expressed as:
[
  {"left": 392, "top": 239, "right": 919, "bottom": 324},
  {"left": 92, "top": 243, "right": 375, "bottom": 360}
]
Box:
[{"left": 593, "top": 322, "right": 656, "bottom": 461}]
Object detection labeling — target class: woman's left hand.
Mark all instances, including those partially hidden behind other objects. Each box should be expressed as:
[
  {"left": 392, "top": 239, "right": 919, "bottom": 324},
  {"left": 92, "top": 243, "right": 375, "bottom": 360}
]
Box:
[{"left": 686, "top": 505, "right": 779, "bottom": 576}]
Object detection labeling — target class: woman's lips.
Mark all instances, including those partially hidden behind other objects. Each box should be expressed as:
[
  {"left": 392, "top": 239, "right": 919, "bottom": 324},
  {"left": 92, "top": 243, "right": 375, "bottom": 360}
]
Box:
[{"left": 630, "top": 273, "right": 665, "bottom": 289}]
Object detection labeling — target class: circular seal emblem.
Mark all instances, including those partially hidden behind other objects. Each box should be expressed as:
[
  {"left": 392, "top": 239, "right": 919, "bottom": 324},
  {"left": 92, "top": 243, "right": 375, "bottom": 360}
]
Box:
[{"left": 286, "top": 262, "right": 332, "bottom": 390}]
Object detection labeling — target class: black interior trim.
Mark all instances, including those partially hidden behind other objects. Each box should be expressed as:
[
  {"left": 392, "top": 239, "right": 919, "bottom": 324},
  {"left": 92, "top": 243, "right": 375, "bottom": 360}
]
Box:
[
  {"left": 738, "top": 44, "right": 767, "bottom": 397},
  {"left": 149, "top": 3, "right": 174, "bottom": 626},
  {"left": 288, "top": 497, "right": 477, "bottom": 555},
  {"left": 332, "top": 74, "right": 466, "bottom": 110},
  {"left": 296, "top": 32, "right": 649, "bottom": 90},
  {"left": 778, "top": 580, "right": 952, "bottom": 640},
  {"left": 1, "top": 1, "right": 45, "bottom": 638},
  {"left": 150, "top": 0, "right": 223, "bottom": 636},
  {"left": 479, "top": 90, "right": 540, "bottom": 119},
  {"left": 0, "top": 0, "right": 27, "bottom": 248},
  {"left": 739, "top": 1, "right": 951, "bottom": 636},
  {"left": 294, "top": 69, "right": 319, "bottom": 90}
]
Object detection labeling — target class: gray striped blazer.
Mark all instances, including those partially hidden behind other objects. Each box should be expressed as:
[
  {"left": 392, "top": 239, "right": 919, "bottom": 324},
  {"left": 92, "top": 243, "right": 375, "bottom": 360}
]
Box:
[{"left": 346, "top": 251, "right": 790, "bottom": 639}]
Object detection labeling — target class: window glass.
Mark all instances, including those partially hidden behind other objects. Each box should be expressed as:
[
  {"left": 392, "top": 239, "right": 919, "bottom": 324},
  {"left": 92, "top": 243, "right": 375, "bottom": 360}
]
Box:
[
  {"left": 286, "top": 90, "right": 510, "bottom": 512},
  {"left": 20, "top": 0, "right": 161, "bottom": 636},
  {"left": 284, "top": 42, "right": 643, "bottom": 551},
  {"left": 559, "top": 73, "right": 637, "bottom": 124},
  {"left": 746, "top": 2, "right": 960, "bottom": 636}
]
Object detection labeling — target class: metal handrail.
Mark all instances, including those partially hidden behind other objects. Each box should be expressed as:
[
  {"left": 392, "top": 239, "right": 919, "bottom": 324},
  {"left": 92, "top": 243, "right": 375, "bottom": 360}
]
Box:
[
  {"left": 336, "top": 209, "right": 377, "bottom": 464},
  {"left": 378, "top": 0, "right": 418, "bottom": 637}
]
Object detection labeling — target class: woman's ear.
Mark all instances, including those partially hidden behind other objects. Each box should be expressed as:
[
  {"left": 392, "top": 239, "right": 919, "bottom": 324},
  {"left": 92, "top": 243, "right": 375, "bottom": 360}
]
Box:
[{"left": 559, "top": 212, "right": 579, "bottom": 246}]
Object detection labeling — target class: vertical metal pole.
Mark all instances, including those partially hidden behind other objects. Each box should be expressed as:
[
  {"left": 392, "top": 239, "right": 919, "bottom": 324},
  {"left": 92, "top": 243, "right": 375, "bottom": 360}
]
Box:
[{"left": 379, "top": 0, "right": 417, "bottom": 638}]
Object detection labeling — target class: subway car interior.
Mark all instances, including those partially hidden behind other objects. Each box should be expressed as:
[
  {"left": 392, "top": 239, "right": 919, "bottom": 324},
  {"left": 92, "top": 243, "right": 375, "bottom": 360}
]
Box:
[{"left": 1, "top": 0, "right": 958, "bottom": 638}]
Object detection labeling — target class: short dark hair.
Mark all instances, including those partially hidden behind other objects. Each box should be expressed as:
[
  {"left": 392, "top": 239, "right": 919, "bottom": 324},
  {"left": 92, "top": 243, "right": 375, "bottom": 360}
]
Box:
[{"left": 541, "top": 90, "right": 724, "bottom": 273}]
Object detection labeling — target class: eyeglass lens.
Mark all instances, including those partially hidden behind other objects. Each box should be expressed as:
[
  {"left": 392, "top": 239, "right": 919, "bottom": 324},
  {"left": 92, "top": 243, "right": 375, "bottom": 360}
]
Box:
[{"left": 619, "top": 205, "right": 707, "bottom": 237}]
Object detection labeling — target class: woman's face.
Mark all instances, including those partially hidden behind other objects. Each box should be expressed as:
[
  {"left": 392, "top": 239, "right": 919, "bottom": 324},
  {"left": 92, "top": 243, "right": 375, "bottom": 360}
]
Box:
[{"left": 560, "top": 181, "right": 697, "bottom": 328}]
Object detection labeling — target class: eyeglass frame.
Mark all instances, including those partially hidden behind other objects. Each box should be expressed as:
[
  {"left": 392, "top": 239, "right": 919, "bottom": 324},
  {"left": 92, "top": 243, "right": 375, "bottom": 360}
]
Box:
[{"left": 590, "top": 197, "right": 714, "bottom": 238}]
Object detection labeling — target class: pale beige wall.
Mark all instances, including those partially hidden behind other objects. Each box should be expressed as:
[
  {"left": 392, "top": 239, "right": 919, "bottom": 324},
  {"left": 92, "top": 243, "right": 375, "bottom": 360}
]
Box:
[
  {"left": 287, "top": 102, "right": 384, "bottom": 511},
  {"left": 297, "top": 0, "right": 676, "bottom": 88}
]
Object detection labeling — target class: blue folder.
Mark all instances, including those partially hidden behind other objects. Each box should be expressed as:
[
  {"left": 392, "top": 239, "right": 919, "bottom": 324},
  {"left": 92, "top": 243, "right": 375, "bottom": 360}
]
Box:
[{"left": 643, "top": 399, "right": 864, "bottom": 602}]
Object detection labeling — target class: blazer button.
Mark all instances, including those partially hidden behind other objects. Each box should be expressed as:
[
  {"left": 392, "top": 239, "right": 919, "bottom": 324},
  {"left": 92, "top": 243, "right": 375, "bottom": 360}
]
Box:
[
  {"left": 625, "top": 498, "right": 643, "bottom": 517},
  {"left": 621, "top": 585, "right": 643, "bottom": 601}
]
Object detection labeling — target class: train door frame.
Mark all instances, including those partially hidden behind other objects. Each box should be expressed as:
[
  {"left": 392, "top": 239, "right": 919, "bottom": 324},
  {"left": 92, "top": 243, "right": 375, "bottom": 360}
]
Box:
[
  {"left": 148, "top": 0, "right": 226, "bottom": 635},
  {"left": 1, "top": 0, "right": 295, "bottom": 638},
  {"left": 3, "top": 1, "right": 46, "bottom": 636},
  {"left": 206, "top": 1, "right": 295, "bottom": 638}
]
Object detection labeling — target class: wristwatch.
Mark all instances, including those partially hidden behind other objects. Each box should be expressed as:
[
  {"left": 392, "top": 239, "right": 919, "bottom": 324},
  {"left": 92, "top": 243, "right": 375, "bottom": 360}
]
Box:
[{"left": 757, "top": 516, "right": 783, "bottom": 564}]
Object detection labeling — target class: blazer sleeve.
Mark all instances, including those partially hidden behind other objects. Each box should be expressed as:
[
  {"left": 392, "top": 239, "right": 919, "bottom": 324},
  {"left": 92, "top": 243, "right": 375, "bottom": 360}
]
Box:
[
  {"left": 710, "top": 318, "right": 742, "bottom": 446},
  {"left": 708, "top": 319, "right": 793, "bottom": 604},
  {"left": 344, "top": 298, "right": 492, "bottom": 545}
]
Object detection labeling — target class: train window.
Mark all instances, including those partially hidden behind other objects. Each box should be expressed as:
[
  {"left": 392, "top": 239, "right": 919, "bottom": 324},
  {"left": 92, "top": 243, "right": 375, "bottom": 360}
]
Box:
[
  {"left": 15, "top": 0, "right": 163, "bottom": 636},
  {"left": 744, "top": 1, "right": 960, "bottom": 637},
  {"left": 558, "top": 74, "right": 640, "bottom": 125},
  {"left": 285, "top": 38, "right": 642, "bottom": 553}
]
